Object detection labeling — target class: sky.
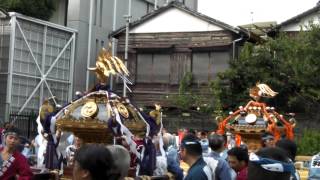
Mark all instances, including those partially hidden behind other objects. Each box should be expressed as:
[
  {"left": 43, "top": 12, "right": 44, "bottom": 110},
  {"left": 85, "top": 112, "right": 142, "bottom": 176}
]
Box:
[{"left": 198, "top": 0, "right": 319, "bottom": 26}]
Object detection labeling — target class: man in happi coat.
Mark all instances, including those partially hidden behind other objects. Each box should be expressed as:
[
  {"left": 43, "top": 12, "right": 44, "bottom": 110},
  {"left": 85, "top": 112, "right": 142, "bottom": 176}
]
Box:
[{"left": 0, "top": 127, "right": 33, "bottom": 179}]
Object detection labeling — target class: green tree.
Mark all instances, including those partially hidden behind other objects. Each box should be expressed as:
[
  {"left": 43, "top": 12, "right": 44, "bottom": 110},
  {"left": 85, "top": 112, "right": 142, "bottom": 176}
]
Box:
[
  {"left": 212, "top": 25, "right": 320, "bottom": 119},
  {"left": 297, "top": 129, "right": 320, "bottom": 155},
  {"left": 169, "top": 72, "right": 214, "bottom": 113},
  {"left": 0, "top": 0, "right": 55, "bottom": 21},
  {"left": 172, "top": 72, "right": 194, "bottom": 110}
]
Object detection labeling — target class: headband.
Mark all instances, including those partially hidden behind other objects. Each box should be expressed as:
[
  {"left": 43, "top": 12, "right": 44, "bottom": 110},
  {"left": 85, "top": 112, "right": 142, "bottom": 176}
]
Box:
[
  {"left": 181, "top": 140, "right": 200, "bottom": 148},
  {"left": 262, "top": 135, "right": 274, "bottom": 141},
  {"left": 4, "top": 131, "right": 18, "bottom": 137},
  {"left": 249, "top": 153, "right": 296, "bottom": 180}
]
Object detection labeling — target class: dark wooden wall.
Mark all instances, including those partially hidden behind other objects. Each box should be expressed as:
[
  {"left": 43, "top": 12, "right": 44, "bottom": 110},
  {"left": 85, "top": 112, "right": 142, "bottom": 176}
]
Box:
[{"left": 114, "top": 31, "right": 241, "bottom": 107}]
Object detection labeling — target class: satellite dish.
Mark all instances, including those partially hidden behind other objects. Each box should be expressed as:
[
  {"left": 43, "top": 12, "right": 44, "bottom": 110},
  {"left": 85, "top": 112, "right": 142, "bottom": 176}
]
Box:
[{"left": 245, "top": 114, "right": 257, "bottom": 124}]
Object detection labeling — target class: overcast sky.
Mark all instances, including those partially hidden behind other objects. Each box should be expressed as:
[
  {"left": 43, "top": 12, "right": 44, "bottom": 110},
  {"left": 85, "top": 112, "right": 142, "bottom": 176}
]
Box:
[{"left": 198, "top": 0, "right": 319, "bottom": 26}]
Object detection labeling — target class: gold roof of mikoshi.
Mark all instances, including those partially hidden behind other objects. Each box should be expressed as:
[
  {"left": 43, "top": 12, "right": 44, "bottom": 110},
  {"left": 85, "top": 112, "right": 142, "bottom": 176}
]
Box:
[{"left": 55, "top": 91, "right": 147, "bottom": 143}]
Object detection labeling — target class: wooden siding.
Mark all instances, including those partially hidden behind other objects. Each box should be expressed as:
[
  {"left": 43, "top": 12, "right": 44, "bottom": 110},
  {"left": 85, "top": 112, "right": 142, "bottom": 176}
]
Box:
[
  {"left": 116, "top": 31, "right": 234, "bottom": 51},
  {"left": 114, "top": 83, "right": 213, "bottom": 107},
  {"left": 170, "top": 52, "right": 191, "bottom": 84}
]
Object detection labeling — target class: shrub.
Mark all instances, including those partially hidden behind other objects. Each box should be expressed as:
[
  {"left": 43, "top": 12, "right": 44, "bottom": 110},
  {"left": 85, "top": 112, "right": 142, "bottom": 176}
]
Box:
[{"left": 297, "top": 129, "right": 320, "bottom": 155}]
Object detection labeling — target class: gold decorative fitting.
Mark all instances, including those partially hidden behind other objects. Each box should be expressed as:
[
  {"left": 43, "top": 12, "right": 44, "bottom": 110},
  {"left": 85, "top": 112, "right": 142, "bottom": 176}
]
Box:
[
  {"left": 40, "top": 103, "right": 54, "bottom": 120},
  {"left": 116, "top": 102, "right": 129, "bottom": 118},
  {"left": 149, "top": 103, "right": 161, "bottom": 125},
  {"left": 39, "top": 97, "right": 57, "bottom": 120},
  {"left": 55, "top": 90, "right": 147, "bottom": 143},
  {"left": 81, "top": 101, "right": 98, "bottom": 118}
]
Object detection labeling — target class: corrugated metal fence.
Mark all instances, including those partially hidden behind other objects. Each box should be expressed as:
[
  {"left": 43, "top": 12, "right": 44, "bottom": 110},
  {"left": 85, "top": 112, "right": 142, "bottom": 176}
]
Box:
[{"left": 0, "top": 12, "right": 76, "bottom": 122}]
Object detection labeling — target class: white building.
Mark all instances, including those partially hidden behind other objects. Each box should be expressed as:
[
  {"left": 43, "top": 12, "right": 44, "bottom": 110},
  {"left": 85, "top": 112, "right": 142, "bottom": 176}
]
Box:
[{"left": 278, "top": 3, "right": 320, "bottom": 32}]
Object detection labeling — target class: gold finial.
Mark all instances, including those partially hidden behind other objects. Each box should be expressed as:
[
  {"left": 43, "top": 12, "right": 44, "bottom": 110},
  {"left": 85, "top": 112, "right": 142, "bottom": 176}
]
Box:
[
  {"left": 88, "top": 44, "right": 129, "bottom": 83},
  {"left": 249, "top": 82, "right": 278, "bottom": 101},
  {"left": 256, "top": 83, "right": 278, "bottom": 97}
]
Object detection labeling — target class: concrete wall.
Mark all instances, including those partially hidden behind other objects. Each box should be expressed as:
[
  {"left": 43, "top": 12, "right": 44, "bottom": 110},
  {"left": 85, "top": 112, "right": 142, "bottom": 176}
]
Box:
[
  {"left": 144, "top": 0, "right": 198, "bottom": 11},
  {"left": 66, "top": 0, "right": 154, "bottom": 92},
  {"left": 50, "top": 0, "right": 67, "bottom": 25},
  {"left": 184, "top": 0, "right": 198, "bottom": 11}
]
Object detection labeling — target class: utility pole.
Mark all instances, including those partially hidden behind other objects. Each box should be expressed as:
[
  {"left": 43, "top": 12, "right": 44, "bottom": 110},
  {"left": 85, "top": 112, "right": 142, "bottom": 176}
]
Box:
[{"left": 123, "top": 0, "right": 132, "bottom": 97}]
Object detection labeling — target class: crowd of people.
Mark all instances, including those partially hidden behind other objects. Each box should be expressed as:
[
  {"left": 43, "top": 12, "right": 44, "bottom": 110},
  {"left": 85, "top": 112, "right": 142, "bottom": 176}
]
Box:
[{"left": 0, "top": 123, "right": 319, "bottom": 180}]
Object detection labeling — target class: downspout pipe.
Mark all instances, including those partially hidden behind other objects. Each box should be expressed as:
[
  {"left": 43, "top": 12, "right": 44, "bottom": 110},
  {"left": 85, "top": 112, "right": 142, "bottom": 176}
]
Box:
[
  {"left": 232, "top": 28, "right": 251, "bottom": 60},
  {"left": 86, "top": 0, "right": 94, "bottom": 91},
  {"left": 232, "top": 36, "right": 243, "bottom": 60}
]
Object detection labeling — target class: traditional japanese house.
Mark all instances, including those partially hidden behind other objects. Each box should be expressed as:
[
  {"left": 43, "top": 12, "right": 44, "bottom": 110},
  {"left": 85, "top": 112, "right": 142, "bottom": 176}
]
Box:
[{"left": 109, "top": 2, "right": 258, "bottom": 130}]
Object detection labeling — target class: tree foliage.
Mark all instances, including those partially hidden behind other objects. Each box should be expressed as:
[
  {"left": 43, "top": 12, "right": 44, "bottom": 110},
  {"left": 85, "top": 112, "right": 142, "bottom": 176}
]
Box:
[
  {"left": 297, "top": 129, "right": 320, "bottom": 155},
  {"left": 212, "top": 25, "right": 320, "bottom": 119},
  {"left": 170, "top": 72, "right": 214, "bottom": 113},
  {"left": 0, "top": 0, "right": 55, "bottom": 21},
  {"left": 172, "top": 72, "right": 194, "bottom": 110}
]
